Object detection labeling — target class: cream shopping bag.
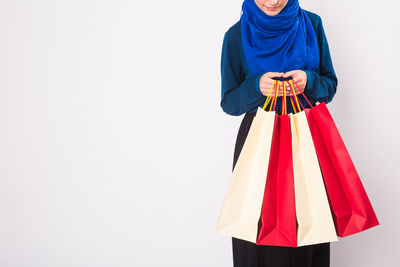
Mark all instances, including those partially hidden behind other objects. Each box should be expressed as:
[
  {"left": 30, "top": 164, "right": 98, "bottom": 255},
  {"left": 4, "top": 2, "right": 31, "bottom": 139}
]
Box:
[
  {"left": 289, "top": 110, "right": 338, "bottom": 246},
  {"left": 216, "top": 88, "right": 277, "bottom": 243}
]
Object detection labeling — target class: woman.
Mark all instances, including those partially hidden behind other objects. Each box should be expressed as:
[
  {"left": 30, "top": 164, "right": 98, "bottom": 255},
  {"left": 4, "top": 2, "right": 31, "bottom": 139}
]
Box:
[{"left": 220, "top": 0, "right": 338, "bottom": 266}]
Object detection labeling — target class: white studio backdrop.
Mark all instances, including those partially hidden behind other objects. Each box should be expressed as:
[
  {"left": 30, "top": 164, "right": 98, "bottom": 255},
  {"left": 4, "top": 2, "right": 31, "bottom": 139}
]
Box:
[{"left": 0, "top": 0, "right": 399, "bottom": 266}]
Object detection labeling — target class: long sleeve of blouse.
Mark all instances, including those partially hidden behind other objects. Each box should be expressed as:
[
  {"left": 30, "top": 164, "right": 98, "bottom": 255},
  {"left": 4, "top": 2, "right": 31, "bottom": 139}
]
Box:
[{"left": 220, "top": 11, "right": 338, "bottom": 116}]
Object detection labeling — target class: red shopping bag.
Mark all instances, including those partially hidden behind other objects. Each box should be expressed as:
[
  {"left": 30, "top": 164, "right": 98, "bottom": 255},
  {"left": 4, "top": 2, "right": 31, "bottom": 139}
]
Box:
[
  {"left": 256, "top": 83, "right": 297, "bottom": 247},
  {"left": 290, "top": 80, "right": 380, "bottom": 238}
]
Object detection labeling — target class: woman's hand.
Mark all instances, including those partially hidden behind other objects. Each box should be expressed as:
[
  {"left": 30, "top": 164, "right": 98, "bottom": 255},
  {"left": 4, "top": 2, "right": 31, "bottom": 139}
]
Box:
[
  {"left": 259, "top": 72, "right": 285, "bottom": 97},
  {"left": 282, "top": 70, "right": 307, "bottom": 95},
  {"left": 260, "top": 71, "right": 306, "bottom": 97}
]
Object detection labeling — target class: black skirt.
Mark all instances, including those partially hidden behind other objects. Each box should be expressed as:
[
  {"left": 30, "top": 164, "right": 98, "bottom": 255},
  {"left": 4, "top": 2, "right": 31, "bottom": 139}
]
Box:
[{"left": 231, "top": 112, "right": 330, "bottom": 267}]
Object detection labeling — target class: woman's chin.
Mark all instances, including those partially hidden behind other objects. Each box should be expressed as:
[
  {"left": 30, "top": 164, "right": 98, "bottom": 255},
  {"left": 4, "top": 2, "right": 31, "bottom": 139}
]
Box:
[{"left": 263, "top": 9, "right": 281, "bottom": 16}]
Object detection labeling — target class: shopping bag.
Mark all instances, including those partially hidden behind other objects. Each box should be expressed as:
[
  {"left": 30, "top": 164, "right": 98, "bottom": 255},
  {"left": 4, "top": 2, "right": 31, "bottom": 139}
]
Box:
[
  {"left": 290, "top": 80, "right": 380, "bottom": 238},
  {"left": 289, "top": 87, "right": 338, "bottom": 246},
  {"left": 304, "top": 103, "right": 379, "bottom": 237},
  {"left": 256, "top": 84, "right": 297, "bottom": 247},
  {"left": 216, "top": 83, "right": 277, "bottom": 243}
]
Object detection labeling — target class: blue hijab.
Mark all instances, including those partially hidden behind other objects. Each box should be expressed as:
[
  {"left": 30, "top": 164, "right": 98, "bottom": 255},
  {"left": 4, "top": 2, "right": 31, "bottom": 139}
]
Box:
[{"left": 240, "top": 0, "right": 319, "bottom": 74}]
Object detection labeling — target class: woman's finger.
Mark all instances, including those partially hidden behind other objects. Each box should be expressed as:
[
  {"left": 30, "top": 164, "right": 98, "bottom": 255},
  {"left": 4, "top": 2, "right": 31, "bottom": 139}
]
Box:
[
  {"left": 291, "top": 79, "right": 304, "bottom": 92},
  {"left": 266, "top": 72, "right": 284, "bottom": 78},
  {"left": 290, "top": 90, "right": 302, "bottom": 96},
  {"left": 262, "top": 82, "right": 278, "bottom": 96},
  {"left": 263, "top": 79, "right": 303, "bottom": 97},
  {"left": 261, "top": 76, "right": 277, "bottom": 86},
  {"left": 283, "top": 70, "right": 296, "bottom": 78}
]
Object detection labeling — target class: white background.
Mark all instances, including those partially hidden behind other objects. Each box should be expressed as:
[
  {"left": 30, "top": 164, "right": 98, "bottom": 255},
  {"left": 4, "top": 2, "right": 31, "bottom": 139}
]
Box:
[{"left": 0, "top": 0, "right": 399, "bottom": 266}]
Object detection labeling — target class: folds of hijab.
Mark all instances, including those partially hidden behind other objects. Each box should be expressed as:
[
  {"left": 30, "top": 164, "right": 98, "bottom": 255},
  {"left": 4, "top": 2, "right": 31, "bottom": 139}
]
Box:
[{"left": 240, "top": 0, "right": 319, "bottom": 74}]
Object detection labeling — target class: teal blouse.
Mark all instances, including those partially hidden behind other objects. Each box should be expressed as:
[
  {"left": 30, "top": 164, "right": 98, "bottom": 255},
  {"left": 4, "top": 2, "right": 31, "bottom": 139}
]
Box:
[{"left": 220, "top": 10, "right": 338, "bottom": 116}]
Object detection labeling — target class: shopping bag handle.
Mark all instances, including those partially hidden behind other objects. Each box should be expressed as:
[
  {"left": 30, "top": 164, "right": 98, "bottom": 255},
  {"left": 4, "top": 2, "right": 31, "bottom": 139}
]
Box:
[
  {"left": 289, "top": 93, "right": 299, "bottom": 114},
  {"left": 262, "top": 79, "right": 310, "bottom": 114},
  {"left": 289, "top": 80, "right": 313, "bottom": 109},
  {"left": 262, "top": 80, "right": 276, "bottom": 110},
  {"left": 286, "top": 80, "right": 303, "bottom": 112},
  {"left": 280, "top": 80, "right": 307, "bottom": 115},
  {"left": 282, "top": 80, "right": 287, "bottom": 115},
  {"left": 262, "top": 80, "right": 280, "bottom": 112},
  {"left": 281, "top": 81, "right": 297, "bottom": 115},
  {"left": 272, "top": 81, "right": 278, "bottom": 111}
]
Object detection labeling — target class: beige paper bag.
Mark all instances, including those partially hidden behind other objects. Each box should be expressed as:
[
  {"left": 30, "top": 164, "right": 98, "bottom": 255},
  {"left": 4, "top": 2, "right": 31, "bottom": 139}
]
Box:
[
  {"left": 289, "top": 112, "right": 338, "bottom": 247},
  {"left": 216, "top": 107, "right": 275, "bottom": 243}
]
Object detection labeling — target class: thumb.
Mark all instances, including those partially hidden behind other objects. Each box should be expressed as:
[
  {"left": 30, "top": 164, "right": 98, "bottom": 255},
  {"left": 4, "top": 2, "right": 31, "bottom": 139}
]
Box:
[
  {"left": 266, "top": 72, "right": 284, "bottom": 78},
  {"left": 283, "top": 70, "right": 295, "bottom": 78}
]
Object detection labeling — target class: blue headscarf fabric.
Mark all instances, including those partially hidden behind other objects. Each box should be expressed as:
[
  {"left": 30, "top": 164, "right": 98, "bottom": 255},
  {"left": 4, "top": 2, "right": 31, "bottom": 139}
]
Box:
[{"left": 240, "top": 0, "right": 319, "bottom": 74}]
